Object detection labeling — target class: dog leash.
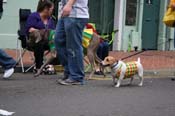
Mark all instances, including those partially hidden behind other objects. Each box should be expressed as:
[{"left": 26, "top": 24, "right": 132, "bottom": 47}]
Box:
[
  {"left": 120, "top": 39, "right": 173, "bottom": 61},
  {"left": 120, "top": 51, "right": 145, "bottom": 60}
]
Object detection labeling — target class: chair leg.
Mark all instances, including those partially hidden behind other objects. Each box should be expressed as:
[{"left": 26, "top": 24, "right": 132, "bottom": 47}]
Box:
[
  {"left": 25, "top": 63, "right": 36, "bottom": 73},
  {"left": 16, "top": 48, "right": 27, "bottom": 73},
  {"left": 20, "top": 49, "right": 25, "bottom": 73}
]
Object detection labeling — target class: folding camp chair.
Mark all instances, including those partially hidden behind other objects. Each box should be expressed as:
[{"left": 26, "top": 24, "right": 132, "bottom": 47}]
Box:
[
  {"left": 16, "top": 9, "right": 57, "bottom": 73},
  {"left": 16, "top": 8, "right": 35, "bottom": 73}
]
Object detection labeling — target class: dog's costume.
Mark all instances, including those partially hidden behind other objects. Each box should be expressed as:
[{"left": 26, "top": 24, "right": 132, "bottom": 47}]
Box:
[
  {"left": 82, "top": 29, "right": 93, "bottom": 48},
  {"left": 48, "top": 30, "right": 56, "bottom": 51},
  {"left": 116, "top": 62, "right": 138, "bottom": 78},
  {"left": 48, "top": 29, "right": 94, "bottom": 49}
]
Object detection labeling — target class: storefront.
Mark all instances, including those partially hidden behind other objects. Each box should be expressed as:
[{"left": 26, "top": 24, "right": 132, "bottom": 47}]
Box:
[{"left": 0, "top": 0, "right": 174, "bottom": 51}]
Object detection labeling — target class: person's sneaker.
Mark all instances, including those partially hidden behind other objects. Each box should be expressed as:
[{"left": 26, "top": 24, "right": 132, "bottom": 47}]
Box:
[
  {"left": 57, "top": 78, "right": 83, "bottom": 85},
  {"left": 3, "top": 68, "right": 14, "bottom": 79}
]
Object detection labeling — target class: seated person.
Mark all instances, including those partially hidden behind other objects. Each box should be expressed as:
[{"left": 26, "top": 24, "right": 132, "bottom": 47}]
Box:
[
  {"left": 96, "top": 41, "right": 109, "bottom": 74},
  {"left": 25, "top": 0, "right": 55, "bottom": 72}
]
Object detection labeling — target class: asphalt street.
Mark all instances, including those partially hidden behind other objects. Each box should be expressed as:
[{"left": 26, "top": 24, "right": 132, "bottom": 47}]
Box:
[{"left": 0, "top": 73, "right": 175, "bottom": 116}]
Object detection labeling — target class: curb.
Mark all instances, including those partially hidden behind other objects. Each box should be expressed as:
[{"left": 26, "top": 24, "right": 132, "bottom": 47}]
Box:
[{"left": 1, "top": 66, "right": 175, "bottom": 80}]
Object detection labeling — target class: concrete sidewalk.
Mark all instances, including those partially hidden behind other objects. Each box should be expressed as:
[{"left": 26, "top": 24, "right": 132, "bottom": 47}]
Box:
[{"left": 2, "top": 49, "right": 175, "bottom": 77}]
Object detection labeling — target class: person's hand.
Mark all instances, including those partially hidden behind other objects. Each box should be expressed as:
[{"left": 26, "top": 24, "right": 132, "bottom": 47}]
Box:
[
  {"left": 29, "top": 28, "right": 38, "bottom": 33},
  {"left": 62, "top": 4, "right": 72, "bottom": 17}
]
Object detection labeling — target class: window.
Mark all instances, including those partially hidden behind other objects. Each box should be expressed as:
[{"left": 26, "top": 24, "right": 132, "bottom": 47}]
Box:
[
  {"left": 125, "top": 0, "right": 137, "bottom": 26},
  {"left": 146, "top": 0, "right": 153, "bottom": 5}
]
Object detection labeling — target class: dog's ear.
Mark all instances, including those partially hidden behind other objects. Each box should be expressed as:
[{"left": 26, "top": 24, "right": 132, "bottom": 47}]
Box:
[{"left": 106, "top": 58, "right": 109, "bottom": 62}]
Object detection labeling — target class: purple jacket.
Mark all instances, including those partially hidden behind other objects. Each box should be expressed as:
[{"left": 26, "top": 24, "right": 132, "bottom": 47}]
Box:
[{"left": 25, "top": 12, "right": 55, "bottom": 35}]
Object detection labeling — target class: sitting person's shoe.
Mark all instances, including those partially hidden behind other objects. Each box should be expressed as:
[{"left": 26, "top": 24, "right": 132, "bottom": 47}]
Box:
[
  {"left": 57, "top": 78, "right": 83, "bottom": 85},
  {"left": 3, "top": 68, "right": 15, "bottom": 79}
]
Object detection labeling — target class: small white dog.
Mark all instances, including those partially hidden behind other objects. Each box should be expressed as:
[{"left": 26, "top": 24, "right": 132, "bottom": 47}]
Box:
[{"left": 101, "top": 56, "right": 144, "bottom": 88}]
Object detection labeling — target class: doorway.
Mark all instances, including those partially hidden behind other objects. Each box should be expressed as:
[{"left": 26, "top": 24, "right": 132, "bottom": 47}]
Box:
[{"left": 142, "top": 0, "right": 160, "bottom": 50}]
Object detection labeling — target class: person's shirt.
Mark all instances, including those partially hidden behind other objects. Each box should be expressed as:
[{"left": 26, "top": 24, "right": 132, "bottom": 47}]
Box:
[
  {"left": 25, "top": 12, "right": 55, "bottom": 36},
  {"left": 61, "top": 0, "right": 89, "bottom": 18}
]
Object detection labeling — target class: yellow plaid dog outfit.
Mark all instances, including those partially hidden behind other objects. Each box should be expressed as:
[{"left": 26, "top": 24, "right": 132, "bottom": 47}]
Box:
[{"left": 116, "top": 62, "right": 138, "bottom": 78}]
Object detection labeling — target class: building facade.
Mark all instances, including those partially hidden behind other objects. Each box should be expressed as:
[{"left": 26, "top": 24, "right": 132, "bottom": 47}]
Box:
[
  {"left": 0, "top": 0, "right": 37, "bottom": 49},
  {"left": 113, "top": 0, "right": 175, "bottom": 51},
  {"left": 0, "top": 0, "right": 174, "bottom": 51}
]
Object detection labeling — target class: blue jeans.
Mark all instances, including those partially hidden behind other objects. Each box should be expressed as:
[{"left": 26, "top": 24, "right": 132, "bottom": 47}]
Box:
[
  {"left": 55, "top": 17, "right": 88, "bottom": 82},
  {"left": 97, "top": 42, "right": 109, "bottom": 60},
  {"left": 0, "top": 49, "right": 16, "bottom": 70}
]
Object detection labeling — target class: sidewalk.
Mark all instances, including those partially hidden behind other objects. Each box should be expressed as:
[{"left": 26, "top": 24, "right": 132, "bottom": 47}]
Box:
[{"left": 3, "top": 49, "right": 175, "bottom": 77}]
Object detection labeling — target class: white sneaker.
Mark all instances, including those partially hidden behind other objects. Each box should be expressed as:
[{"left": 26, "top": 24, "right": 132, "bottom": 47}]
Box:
[{"left": 3, "top": 68, "right": 14, "bottom": 79}]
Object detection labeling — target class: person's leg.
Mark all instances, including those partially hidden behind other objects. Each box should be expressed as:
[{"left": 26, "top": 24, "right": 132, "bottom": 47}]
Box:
[
  {"left": 64, "top": 18, "right": 88, "bottom": 83},
  {"left": 0, "top": 49, "right": 16, "bottom": 70},
  {"left": 34, "top": 42, "right": 44, "bottom": 69},
  {"left": 97, "top": 43, "right": 103, "bottom": 60},
  {"left": 0, "top": 49, "right": 16, "bottom": 78},
  {"left": 54, "top": 18, "right": 69, "bottom": 79},
  {"left": 101, "top": 42, "right": 109, "bottom": 60}
]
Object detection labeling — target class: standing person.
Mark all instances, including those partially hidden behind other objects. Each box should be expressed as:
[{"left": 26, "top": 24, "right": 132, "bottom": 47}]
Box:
[
  {"left": 0, "top": 2, "right": 16, "bottom": 78},
  {"left": 55, "top": 0, "right": 89, "bottom": 85}
]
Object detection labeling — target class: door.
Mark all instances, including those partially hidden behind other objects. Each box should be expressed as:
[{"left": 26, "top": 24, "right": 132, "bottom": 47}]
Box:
[
  {"left": 142, "top": 0, "right": 160, "bottom": 50},
  {"left": 88, "top": 0, "right": 115, "bottom": 34}
]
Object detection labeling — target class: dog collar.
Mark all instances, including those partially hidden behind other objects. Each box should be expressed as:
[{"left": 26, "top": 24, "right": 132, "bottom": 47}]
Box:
[
  {"left": 111, "top": 62, "right": 118, "bottom": 69},
  {"left": 112, "top": 63, "right": 123, "bottom": 71}
]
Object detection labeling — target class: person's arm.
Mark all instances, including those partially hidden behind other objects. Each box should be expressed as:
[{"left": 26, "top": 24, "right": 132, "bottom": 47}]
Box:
[
  {"left": 49, "top": 18, "right": 56, "bottom": 29},
  {"left": 25, "top": 14, "right": 39, "bottom": 35},
  {"left": 62, "top": 0, "right": 76, "bottom": 17}
]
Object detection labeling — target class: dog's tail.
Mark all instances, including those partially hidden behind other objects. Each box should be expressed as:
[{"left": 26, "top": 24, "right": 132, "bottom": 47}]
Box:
[{"left": 137, "top": 57, "right": 141, "bottom": 63}]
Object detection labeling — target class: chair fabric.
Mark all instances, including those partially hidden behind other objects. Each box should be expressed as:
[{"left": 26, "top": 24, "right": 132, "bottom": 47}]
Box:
[{"left": 18, "top": 9, "right": 31, "bottom": 48}]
